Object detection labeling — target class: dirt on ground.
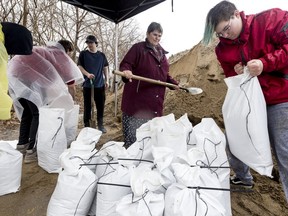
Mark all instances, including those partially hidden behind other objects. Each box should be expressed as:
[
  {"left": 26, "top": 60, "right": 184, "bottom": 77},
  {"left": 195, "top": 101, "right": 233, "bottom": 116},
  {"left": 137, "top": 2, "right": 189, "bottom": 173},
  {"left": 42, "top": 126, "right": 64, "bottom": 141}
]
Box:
[{"left": 1, "top": 40, "right": 288, "bottom": 216}]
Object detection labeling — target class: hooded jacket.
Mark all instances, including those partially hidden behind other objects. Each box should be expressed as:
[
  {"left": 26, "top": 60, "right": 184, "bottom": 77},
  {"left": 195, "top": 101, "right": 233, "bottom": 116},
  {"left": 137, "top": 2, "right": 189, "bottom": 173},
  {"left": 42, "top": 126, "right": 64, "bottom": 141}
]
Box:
[
  {"left": 120, "top": 40, "right": 178, "bottom": 119},
  {"left": 216, "top": 8, "right": 288, "bottom": 105}
]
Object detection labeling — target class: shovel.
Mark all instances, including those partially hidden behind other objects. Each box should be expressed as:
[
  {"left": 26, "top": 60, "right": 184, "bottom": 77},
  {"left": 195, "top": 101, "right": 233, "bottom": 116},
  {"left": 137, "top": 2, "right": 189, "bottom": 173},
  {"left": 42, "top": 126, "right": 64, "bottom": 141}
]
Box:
[
  {"left": 89, "top": 79, "right": 96, "bottom": 128},
  {"left": 113, "top": 70, "right": 203, "bottom": 95}
]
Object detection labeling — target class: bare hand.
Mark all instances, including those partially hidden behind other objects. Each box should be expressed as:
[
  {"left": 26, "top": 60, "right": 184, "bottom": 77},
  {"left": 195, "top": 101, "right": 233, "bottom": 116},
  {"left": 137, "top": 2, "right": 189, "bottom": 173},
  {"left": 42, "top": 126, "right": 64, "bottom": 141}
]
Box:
[
  {"left": 247, "top": 59, "right": 263, "bottom": 76},
  {"left": 87, "top": 73, "right": 95, "bottom": 79},
  {"left": 123, "top": 70, "right": 133, "bottom": 82},
  {"left": 234, "top": 62, "right": 244, "bottom": 74}
]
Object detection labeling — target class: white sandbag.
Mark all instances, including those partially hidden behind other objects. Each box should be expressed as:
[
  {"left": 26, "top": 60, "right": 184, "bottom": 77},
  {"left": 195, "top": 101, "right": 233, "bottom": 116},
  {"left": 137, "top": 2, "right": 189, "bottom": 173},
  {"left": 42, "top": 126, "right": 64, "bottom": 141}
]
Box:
[
  {"left": 152, "top": 146, "right": 174, "bottom": 172},
  {"left": 171, "top": 164, "right": 227, "bottom": 215},
  {"left": 222, "top": 70, "right": 273, "bottom": 176},
  {"left": 126, "top": 114, "right": 177, "bottom": 163},
  {"left": 76, "top": 127, "right": 102, "bottom": 146},
  {"left": 0, "top": 142, "right": 22, "bottom": 196},
  {"left": 0, "top": 140, "right": 18, "bottom": 149},
  {"left": 191, "top": 118, "right": 231, "bottom": 215},
  {"left": 66, "top": 139, "right": 98, "bottom": 172},
  {"left": 96, "top": 165, "right": 131, "bottom": 216},
  {"left": 130, "top": 163, "right": 164, "bottom": 197},
  {"left": 37, "top": 107, "right": 67, "bottom": 173},
  {"left": 65, "top": 104, "right": 80, "bottom": 146},
  {"left": 154, "top": 114, "right": 191, "bottom": 160},
  {"left": 47, "top": 150, "right": 97, "bottom": 216},
  {"left": 165, "top": 181, "right": 226, "bottom": 216},
  {"left": 98, "top": 141, "right": 127, "bottom": 159},
  {"left": 61, "top": 145, "right": 98, "bottom": 216},
  {"left": 116, "top": 191, "right": 165, "bottom": 216}
]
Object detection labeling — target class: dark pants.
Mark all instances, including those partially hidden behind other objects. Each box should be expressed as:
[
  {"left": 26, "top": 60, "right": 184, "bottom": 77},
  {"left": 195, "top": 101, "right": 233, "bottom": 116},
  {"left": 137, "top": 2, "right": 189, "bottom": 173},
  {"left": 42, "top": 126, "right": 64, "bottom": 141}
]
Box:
[
  {"left": 18, "top": 98, "right": 39, "bottom": 150},
  {"left": 83, "top": 86, "right": 106, "bottom": 127}
]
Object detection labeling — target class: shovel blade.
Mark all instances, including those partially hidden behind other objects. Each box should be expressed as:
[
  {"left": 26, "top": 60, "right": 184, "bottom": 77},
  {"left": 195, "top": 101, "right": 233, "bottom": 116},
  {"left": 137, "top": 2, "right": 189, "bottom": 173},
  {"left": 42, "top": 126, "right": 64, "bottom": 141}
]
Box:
[{"left": 187, "top": 87, "right": 203, "bottom": 95}]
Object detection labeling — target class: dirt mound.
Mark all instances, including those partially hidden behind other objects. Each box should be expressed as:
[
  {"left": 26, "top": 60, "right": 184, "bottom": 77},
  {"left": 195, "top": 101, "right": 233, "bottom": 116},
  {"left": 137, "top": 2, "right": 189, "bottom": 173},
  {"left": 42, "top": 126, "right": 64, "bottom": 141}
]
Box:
[{"left": 1, "top": 40, "right": 288, "bottom": 215}]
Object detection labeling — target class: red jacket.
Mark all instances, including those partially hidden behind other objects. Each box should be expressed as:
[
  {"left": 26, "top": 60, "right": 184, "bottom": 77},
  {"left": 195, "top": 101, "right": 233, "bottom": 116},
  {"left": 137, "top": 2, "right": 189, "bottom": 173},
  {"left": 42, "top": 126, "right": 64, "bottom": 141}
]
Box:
[
  {"left": 120, "top": 40, "right": 178, "bottom": 119},
  {"left": 216, "top": 8, "right": 288, "bottom": 105}
]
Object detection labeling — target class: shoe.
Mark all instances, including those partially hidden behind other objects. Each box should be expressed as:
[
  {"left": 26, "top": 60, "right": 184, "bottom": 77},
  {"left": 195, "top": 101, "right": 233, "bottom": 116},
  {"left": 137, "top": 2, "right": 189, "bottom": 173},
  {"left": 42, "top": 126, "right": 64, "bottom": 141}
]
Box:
[
  {"left": 230, "top": 175, "right": 254, "bottom": 189},
  {"left": 98, "top": 126, "right": 107, "bottom": 133},
  {"left": 24, "top": 149, "right": 37, "bottom": 164},
  {"left": 16, "top": 143, "right": 29, "bottom": 154}
]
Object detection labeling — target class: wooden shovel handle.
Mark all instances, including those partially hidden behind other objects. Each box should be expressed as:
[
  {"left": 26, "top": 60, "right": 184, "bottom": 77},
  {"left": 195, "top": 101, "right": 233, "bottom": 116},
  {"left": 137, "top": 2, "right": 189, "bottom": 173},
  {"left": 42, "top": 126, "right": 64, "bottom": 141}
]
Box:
[{"left": 113, "top": 70, "right": 177, "bottom": 89}]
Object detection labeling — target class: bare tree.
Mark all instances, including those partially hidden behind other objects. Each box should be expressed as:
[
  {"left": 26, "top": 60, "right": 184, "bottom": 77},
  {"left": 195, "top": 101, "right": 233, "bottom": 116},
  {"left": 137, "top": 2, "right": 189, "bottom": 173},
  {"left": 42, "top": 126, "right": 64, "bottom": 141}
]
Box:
[{"left": 0, "top": 0, "right": 142, "bottom": 73}]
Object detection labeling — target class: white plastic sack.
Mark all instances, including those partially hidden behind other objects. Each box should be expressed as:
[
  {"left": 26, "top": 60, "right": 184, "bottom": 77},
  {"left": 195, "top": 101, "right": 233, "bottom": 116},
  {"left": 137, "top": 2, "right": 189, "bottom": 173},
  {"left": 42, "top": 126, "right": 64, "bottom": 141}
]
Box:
[
  {"left": 96, "top": 165, "right": 131, "bottom": 216},
  {"left": 47, "top": 151, "right": 97, "bottom": 216},
  {"left": 165, "top": 182, "right": 226, "bottom": 216},
  {"left": 0, "top": 142, "right": 22, "bottom": 196},
  {"left": 170, "top": 164, "right": 227, "bottom": 215},
  {"left": 116, "top": 191, "right": 165, "bottom": 216},
  {"left": 191, "top": 118, "right": 231, "bottom": 215},
  {"left": 222, "top": 70, "right": 273, "bottom": 176},
  {"left": 76, "top": 127, "right": 102, "bottom": 146},
  {"left": 37, "top": 107, "right": 67, "bottom": 173},
  {"left": 154, "top": 114, "right": 191, "bottom": 160},
  {"left": 130, "top": 163, "right": 164, "bottom": 197},
  {"left": 64, "top": 104, "right": 80, "bottom": 146}
]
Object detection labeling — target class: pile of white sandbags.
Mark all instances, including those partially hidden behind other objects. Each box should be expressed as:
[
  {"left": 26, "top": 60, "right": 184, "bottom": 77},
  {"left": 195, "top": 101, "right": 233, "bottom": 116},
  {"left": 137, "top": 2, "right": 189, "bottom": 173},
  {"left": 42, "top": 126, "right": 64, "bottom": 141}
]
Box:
[{"left": 47, "top": 114, "right": 232, "bottom": 216}]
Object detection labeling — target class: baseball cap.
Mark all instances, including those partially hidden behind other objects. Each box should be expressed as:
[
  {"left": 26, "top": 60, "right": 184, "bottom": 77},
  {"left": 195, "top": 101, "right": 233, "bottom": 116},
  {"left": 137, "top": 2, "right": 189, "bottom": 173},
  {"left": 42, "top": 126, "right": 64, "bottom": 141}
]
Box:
[{"left": 85, "top": 35, "right": 97, "bottom": 44}]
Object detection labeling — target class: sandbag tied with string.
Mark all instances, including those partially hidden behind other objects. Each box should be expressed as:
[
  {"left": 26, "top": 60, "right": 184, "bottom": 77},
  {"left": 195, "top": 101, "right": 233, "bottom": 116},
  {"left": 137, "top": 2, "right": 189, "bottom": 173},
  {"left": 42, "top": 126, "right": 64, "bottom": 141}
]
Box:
[
  {"left": 189, "top": 118, "right": 231, "bottom": 215},
  {"left": 37, "top": 107, "right": 67, "bottom": 173},
  {"left": 116, "top": 191, "right": 165, "bottom": 216},
  {"left": 126, "top": 113, "right": 192, "bottom": 164},
  {"left": 0, "top": 142, "right": 22, "bottom": 196},
  {"left": 47, "top": 127, "right": 101, "bottom": 216},
  {"left": 161, "top": 118, "right": 231, "bottom": 216},
  {"left": 47, "top": 150, "right": 98, "bottom": 216},
  {"left": 222, "top": 67, "right": 273, "bottom": 177},
  {"left": 94, "top": 142, "right": 132, "bottom": 216}
]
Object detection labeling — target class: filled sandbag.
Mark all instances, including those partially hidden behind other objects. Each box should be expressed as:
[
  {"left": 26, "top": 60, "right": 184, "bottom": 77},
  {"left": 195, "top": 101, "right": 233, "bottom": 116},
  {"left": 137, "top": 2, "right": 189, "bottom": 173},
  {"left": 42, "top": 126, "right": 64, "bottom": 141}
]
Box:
[
  {"left": 0, "top": 142, "right": 22, "bottom": 196},
  {"left": 222, "top": 70, "right": 273, "bottom": 176},
  {"left": 47, "top": 150, "right": 97, "bottom": 216},
  {"left": 37, "top": 107, "right": 67, "bottom": 173},
  {"left": 116, "top": 191, "right": 165, "bottom": 216}
]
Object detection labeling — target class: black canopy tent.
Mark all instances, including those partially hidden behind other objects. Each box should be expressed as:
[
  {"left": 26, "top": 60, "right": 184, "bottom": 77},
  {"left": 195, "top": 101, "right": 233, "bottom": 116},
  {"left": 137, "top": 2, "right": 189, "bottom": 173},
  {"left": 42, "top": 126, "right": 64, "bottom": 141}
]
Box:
[
  {"left": 61, "top": 0, "right": 167, "bottom": 24},
  {"left": 61, "top": 0, "right": 169, "bottom": 115}
]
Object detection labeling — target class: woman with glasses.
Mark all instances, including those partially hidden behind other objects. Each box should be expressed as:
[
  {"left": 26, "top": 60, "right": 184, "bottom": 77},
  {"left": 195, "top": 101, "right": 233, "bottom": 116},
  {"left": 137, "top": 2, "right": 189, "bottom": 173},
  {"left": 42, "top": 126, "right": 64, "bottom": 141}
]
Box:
[
  {"left": 119, "top": 22, "right": 179, "bottom": 148},
  {"left": 203, "top": 0, "right": 288, "bottom": 202}
]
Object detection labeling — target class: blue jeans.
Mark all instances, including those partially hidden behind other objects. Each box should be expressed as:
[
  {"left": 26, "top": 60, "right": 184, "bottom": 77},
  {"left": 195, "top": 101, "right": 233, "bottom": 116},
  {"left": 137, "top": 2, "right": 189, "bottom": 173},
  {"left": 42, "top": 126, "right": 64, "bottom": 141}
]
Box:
[
  {"left": 226, "top": 139, "right": 253, "bottom": 184},
  {"left": 267, "top": 102, "right": 288, "bottom": 202}
]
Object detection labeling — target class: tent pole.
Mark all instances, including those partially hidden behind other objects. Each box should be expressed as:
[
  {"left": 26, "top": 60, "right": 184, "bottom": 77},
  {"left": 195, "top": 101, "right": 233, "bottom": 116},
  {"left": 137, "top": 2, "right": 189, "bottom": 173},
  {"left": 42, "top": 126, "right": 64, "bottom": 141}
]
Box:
[{"left": 114, "top": 23, "right": 119, "bottom": 117}]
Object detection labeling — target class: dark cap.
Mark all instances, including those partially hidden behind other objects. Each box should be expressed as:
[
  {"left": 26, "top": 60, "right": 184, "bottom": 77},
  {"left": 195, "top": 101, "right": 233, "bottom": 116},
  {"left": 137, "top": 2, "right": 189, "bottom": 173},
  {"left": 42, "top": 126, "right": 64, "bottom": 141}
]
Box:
[
  {"left": 1, "top": 22, "right": 33, "bottom": 55},
  {"left": 85, "top": 35, "right": 97, "bottom": 44}
]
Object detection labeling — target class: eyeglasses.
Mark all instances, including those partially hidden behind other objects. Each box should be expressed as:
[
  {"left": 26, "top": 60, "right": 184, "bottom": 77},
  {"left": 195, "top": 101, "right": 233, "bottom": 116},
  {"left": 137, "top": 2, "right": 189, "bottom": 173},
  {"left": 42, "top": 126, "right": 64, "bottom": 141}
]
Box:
[{"left": 216, "top": 18, "right": 232, "bottom": 38}]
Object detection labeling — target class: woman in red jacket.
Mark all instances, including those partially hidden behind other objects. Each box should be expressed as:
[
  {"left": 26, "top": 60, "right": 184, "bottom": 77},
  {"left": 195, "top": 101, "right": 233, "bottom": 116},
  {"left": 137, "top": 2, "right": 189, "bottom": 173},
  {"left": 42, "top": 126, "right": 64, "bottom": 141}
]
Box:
[
  {"left": 119, "top": 22, "right": 179, "bottom": 148},
  {"left": 203, "top": 0, "right": 288, "bottom": 201}
]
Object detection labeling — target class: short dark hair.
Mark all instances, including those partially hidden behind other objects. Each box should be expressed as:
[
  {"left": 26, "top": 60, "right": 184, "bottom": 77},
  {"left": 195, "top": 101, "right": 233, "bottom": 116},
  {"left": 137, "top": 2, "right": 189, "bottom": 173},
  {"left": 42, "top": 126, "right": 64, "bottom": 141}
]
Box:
[
  {"left": 147, "top": 22, "right": 163, "bottom": 34},
  {"left": 58, "top": 39, "right": 74, "bottom": 53}
]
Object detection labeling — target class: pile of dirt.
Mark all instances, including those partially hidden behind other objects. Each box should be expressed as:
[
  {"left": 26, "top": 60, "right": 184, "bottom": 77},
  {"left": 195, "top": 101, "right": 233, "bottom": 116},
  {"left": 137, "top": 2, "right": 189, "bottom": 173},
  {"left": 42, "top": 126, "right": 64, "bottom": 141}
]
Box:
[{"left": 1, "top": 39, "right": 288, "bottom": 215}]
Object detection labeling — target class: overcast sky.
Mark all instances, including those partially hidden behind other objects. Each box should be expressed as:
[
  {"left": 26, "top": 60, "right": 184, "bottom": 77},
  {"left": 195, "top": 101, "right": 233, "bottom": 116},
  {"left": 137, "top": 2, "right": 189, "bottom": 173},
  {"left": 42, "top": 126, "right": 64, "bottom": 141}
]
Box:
[{"left": 134, "top": 0, "right": 288, "bottom": 56}]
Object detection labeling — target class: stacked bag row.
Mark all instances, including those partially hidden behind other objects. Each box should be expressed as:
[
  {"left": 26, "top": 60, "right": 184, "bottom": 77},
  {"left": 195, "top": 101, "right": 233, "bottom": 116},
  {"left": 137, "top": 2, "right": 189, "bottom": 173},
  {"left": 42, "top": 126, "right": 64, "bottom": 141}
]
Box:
[{"left": 47, "top": 113, "right": 232, "bottom": 216}]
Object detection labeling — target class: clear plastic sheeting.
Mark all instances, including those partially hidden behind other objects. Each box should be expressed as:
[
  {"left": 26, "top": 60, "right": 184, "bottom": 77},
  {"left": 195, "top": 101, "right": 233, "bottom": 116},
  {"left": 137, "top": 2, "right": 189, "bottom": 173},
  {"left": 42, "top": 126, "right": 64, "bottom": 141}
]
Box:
[{"left": 7, "top": 45, "right": 83, "bottom": 119}]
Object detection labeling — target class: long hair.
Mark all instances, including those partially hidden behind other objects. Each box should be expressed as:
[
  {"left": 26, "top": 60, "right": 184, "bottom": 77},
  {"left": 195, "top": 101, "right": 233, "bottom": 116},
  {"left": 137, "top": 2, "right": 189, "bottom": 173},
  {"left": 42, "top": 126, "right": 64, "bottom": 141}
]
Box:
[{"left": 202, "top": 1, "right": 236, "bottom": 45}]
